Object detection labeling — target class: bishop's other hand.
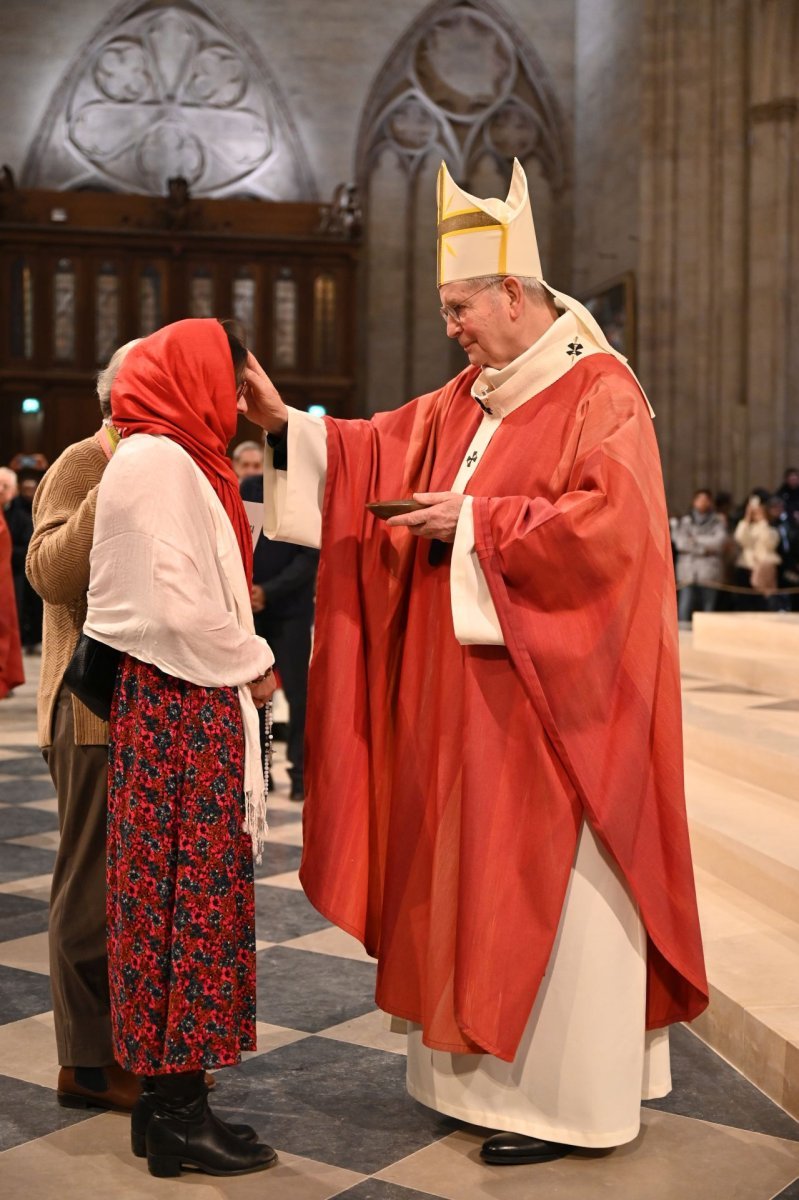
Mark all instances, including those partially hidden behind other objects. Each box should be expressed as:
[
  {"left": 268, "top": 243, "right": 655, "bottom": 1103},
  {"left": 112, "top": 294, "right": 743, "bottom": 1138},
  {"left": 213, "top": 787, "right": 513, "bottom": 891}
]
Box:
[
  {"left": 386, "top": 492, "right": 465, "bottom": 542},
  {"left": 238, "top": 351, "right": 289, "bottom": 436}
]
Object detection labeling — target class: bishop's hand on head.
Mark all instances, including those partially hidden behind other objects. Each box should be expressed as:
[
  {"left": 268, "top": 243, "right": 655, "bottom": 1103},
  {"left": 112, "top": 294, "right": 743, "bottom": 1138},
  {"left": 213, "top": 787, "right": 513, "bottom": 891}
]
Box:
[{"left": 239, "top": 351, "right": 289, "bottom": 437}]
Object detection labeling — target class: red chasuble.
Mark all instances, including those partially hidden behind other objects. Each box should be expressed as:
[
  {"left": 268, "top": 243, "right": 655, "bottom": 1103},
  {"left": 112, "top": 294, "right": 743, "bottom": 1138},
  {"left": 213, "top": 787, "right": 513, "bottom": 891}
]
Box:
[{"left": 300, "top": 354, "right": 708, "bottom": 1062}]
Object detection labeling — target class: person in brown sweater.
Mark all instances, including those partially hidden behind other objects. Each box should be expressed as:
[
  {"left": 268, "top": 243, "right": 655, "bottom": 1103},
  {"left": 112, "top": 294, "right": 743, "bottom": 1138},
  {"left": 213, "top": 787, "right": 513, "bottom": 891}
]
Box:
[{"left": 26, "top": 339, "right": 140, "bottom": 1111}]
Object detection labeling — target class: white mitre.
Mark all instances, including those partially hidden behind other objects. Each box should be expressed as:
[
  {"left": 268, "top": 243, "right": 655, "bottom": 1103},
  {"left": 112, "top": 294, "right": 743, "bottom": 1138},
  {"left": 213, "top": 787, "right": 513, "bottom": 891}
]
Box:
[{"left": 436, "top": 159, "right": 654, "bottom": 415}]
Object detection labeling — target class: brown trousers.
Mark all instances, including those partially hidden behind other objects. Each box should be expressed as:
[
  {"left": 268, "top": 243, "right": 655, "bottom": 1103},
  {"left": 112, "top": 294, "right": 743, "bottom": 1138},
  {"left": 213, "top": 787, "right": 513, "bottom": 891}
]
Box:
[{"left": 44, "top": 687, "right": 113, "bottom": 1066}]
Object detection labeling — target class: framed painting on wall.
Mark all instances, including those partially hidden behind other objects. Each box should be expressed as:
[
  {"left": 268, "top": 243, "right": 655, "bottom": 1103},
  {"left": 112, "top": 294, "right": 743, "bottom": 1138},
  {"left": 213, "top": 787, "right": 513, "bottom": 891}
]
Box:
[{"left": 580, "top": 272, "right": 636, "bottom": 369}]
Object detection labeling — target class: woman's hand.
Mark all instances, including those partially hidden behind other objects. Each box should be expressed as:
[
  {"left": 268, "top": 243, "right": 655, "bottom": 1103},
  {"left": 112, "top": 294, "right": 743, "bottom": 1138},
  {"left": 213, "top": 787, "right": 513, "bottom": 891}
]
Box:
[
  {"left": 248, "top": 668, "right": 277, "bottom": 709},
  {"left": 238, "top": 352, "right": 289, "bottom": 436}
]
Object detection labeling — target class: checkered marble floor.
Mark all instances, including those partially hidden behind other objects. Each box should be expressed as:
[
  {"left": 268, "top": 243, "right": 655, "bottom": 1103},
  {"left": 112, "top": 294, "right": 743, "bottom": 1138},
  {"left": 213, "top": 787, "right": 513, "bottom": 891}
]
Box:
[{"left": 1, "top": 665, "right": 798, "bottom": 1199}]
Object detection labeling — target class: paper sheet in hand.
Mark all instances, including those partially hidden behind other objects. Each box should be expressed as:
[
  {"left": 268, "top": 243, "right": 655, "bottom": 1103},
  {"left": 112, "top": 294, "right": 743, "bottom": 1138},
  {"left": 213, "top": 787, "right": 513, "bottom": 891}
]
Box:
[{"left": 243, "top": 500, "right": 264, "bottom": 550}]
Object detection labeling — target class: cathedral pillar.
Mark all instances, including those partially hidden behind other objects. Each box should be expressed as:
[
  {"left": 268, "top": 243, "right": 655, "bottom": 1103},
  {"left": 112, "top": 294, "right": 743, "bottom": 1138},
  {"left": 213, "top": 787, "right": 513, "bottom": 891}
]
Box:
[
  {"left": 745, "top": 0, "right": 799, "bottom": 487},
  {"left": 638, "top": 0, "right": 749, "bottom": 508}
]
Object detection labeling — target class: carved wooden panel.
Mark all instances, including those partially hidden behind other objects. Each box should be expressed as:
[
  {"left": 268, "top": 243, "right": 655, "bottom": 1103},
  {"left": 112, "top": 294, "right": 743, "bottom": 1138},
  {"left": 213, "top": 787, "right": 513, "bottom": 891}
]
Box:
[{"left": 0, "top": 187, "right": 360, "bottom": 462}]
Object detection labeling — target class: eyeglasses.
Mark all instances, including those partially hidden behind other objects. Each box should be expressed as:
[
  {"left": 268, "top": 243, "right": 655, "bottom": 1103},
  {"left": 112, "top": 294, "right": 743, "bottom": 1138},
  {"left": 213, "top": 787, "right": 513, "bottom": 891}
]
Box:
[{"left": 439, "top": 280, "right": 496, "bottom": 324}]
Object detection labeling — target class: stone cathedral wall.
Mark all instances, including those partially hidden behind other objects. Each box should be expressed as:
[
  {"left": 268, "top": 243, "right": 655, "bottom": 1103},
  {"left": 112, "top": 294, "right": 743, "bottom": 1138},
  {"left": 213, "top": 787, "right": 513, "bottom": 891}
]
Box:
[{"left": 0, "top": 0, "right": 795, "bottom": 509}]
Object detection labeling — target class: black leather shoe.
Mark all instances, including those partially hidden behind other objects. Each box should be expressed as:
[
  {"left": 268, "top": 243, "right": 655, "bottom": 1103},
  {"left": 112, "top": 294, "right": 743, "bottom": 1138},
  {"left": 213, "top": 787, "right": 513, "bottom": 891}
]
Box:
[
  {"left": 481, "top": 1131, "right": 575, "bottom": 1165},
  {"left": 131, "top": 1080, "right": 258, "bottom": 1158},
  {"left": 144, "top": 1071, "right": 277, "bottom": 1178}
]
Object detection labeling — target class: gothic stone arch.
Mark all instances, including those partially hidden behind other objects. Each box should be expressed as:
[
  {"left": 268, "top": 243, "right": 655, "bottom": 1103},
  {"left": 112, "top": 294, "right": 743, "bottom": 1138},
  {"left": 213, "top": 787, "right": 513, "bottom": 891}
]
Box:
[
  {"left": 22, "top": 0, "right": 316, "bottom": 200},
  {"left": 355, "top": 0, "right": 571, "bottom": 409}
]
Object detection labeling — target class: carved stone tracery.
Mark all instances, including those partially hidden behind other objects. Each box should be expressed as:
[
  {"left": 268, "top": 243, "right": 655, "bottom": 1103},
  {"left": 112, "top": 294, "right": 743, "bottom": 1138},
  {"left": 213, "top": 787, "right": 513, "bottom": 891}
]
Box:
[
  {"left": 356, "top": 0, "right": 570, "bottom": 411},
  {"left": 356, "top": 0, "right": 568, "bottom": 188},
  {"left": 23, "top": 0, "right": 315, "bottom": 200}
]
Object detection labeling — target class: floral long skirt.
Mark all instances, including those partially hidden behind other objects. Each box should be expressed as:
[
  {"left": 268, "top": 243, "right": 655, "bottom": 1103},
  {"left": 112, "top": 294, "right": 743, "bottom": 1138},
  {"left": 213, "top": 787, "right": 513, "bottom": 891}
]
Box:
[{"left": 107, "top": 655, "right": 256, "bottom": 1074}]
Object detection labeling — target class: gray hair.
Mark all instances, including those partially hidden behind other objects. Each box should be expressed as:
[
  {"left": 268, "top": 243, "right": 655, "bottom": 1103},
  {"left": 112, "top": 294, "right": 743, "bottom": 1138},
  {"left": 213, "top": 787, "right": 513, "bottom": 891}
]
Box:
[
  {"left": 0, "top": 467, "right": 17, "bottom": 500},
  {"left": 96, "top": 338, "right": 142, "bottom": 419},
  {"left": 469, "top": 275, "right": 553, "bottom": 306},
  {"left": 232, "top": 440, "right": 263, "bottom": 461}
]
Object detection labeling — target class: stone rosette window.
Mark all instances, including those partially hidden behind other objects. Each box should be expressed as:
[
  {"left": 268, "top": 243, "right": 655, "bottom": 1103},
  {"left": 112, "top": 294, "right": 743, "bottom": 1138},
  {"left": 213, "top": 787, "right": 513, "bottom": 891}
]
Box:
[
  {"left": 357, "top": 1, "right": 567, "bottom": 185},
  {"left": 23, "top": 0, "right": 314, "bottom": 200}
]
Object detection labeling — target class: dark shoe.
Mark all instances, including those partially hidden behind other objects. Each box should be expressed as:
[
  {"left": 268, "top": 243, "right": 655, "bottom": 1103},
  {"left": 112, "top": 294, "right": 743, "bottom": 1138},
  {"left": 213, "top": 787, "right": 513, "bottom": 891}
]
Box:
[
  {"left": 131, "top": 1079, "right": 258, "bottom": 1158},
  {"left": 480, "top": 1131, "right": 575, "bottom": 1165},
  {"left": 145, "top": 1070, "right": 277, "bottom": 1178},
  {"left": 57, "top": 1064, "right": 142, "bottom": 1113}
]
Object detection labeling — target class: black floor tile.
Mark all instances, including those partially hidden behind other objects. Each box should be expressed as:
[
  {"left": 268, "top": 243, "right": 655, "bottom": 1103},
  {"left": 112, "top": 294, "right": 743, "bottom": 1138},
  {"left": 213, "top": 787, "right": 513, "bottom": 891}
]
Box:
[
  {"left": 0, "top": 776, "right": 57, "bottom": 805},
  {"left": 770, "top": 1178, "right": 799, "bottom": 1200},
  {"left": 0, "top": 1073, "right": 97, "bottom": 1151},
  {"left": 0, "top": 964, "right": 53, "bottom": 1024},
  {"left": 0, "top": 754, "right": 48, "bottom": 777},
  {"left": 0, "top": 804, "right": 59, "bottom": 839},
  {"left": 214, "top": 1036, "right": 455, "bottom": 1174},
  {"left": 265, "top": 807, "right": 302, "bottom": 827},
  {"left": 254, "top": 841, "right": 302, "bottom": 879},
  {"left": 255, "top": 884, "right": 330, "bottom": 943},
  {"left": 256, "top": 945, "right": 376, "bottom": 1031},
  {"left": 644, "top": 1023, "right": 799, "bottom": 1142},
  {"left": 690, "top": 683, "right": 763, "bottom": 695},
  {"left": 334, "top": 1182, "right": 441, "bottom": 1199},
  {"left": 0, "top": 893, "right": 50, "bottom": 942},
  {"left": 0, "top": 842, "right": 57, "bottom": 883}
]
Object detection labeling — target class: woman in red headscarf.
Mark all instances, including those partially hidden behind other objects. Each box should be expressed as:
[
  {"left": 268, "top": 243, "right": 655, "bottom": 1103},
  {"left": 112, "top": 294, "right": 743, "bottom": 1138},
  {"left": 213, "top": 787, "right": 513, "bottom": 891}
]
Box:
[{"left": 85, "top": 319, "right": 278, "bottom": 1179}]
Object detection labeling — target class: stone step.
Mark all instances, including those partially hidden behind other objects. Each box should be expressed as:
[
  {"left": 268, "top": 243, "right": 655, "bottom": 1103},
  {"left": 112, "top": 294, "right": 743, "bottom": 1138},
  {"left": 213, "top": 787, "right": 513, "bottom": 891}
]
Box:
[
  {"left": 685, "top": 759, "right": 799, "bottom": 924},
  {"left": 681, "top": 641, "right": 798, "bottom": 698},
  {"left": 681, "top": 616, "right": 799, "bottom": 697},
  {"left": 693, "top": 611, "right": 799, "bottom": 656},
  {"left": 691, "top": 866, "right": 799, "bottom": 1119},
  {"left": 682, "top": 691, "right": 799, "bottom": 803}
]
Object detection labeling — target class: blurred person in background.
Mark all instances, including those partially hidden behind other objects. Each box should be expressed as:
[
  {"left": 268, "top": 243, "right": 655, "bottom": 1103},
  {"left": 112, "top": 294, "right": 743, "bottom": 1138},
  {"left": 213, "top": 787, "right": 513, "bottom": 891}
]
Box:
[
  {"left": 26, "top": 340, "right": 142, "bottom": 1112},
  {"left": 776, "top": 467, "right": 799, "bottom": 522},
  {"left": 231, "top": 439, "right": 264, "bottom": 479},
  {"left": 673, "top": 489, "right": 728, "bottom": 623},
  {"left": 733, "top": 495, "right": 781, "bottom": 609},
  {"left": 241, "top": 468, "right": 318, "bottom": 801},
  {"left": 0, "top": 465, "right": 17, "bottom": 510},
  {"left": 766, "top": 495, "right": 799, "bottom": 612},
  {"left": 0, "top": 509, "right": 24, "bottom": 698},
  {"left": 6, "top": 461, "right": 45, "bottom": 652},
  {"left": 712, "top": 490, "right": 733, "bottom": 531}
]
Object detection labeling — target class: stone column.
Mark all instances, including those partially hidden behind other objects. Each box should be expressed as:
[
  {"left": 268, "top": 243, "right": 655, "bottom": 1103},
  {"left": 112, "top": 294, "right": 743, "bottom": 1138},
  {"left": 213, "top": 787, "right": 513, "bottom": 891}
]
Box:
[
  {"left": 638, "top": 0, "right": 749, "bottom": 509},
  {"left": 746, "top": 0, "right": 799, "bottom": 488}
]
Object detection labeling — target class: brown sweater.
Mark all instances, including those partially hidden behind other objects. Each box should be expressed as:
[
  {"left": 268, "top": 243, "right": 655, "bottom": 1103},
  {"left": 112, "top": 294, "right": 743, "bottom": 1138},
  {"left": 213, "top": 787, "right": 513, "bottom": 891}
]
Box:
[{"left": 26, "top": 435, "right": 109, "bottom": 747}]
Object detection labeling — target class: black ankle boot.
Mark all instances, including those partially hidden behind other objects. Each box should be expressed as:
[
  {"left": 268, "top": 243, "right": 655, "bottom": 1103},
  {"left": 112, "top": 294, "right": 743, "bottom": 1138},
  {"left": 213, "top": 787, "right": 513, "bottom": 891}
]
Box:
[
  {"left": 144, "top": 1070, "right": 277, "bottom": 1178},
  {"left": 131, "top": 1077, "right": 259, "bottom": 1158}
]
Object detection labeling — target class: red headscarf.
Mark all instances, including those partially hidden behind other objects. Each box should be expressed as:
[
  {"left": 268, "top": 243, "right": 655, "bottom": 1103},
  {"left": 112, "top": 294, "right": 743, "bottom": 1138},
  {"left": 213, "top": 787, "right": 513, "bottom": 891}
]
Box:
[{"left": 111, "top": 319, "right": 253, "bottom": 581}]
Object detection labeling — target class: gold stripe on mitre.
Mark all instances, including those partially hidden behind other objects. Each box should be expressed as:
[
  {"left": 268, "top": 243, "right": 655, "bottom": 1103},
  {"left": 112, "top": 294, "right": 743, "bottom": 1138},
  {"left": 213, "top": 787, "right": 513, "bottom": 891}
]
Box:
[{"left": 437, "top": 210, "right": 502, "bottom": 237}]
